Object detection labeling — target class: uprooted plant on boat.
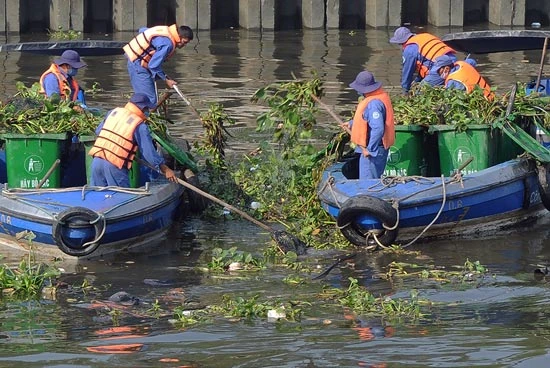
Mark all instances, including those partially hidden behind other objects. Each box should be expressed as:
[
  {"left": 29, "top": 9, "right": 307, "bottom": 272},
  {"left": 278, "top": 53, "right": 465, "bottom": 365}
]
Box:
[
  {"left": 392, "top": 83, "right": 550, "bottom": 131},
  {"left": 0, "top": 82, "right": 100, "bottom": 135}
]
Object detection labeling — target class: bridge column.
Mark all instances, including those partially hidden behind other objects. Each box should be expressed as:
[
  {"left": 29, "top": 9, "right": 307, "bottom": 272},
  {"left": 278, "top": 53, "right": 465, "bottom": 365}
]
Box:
[
  {"left": 428, "top": 0, "right": 464, "bottom": 26},
  {"left": 50, "top": 0, "right": 84, "bottom": 31},
  {"left": 489, "top": 0, "right": 525, "bottom": 26},
  {"left": 366, "top": 0, "right": 402, "bottom": 27},
  {"left": 239, "top": 0, "right": 261, "bottom": 29},
  {"left": 177, "top": 0, "right": 211, "bottom": 30},
  {"left": 113, "top": 0, "right": 147, "bottom": 32},
  {"left": 326, "top": 0, "right": 339, "bottom": 28},
  {"left": 302, "top": 0, "right": 325, "bottom": 29}
]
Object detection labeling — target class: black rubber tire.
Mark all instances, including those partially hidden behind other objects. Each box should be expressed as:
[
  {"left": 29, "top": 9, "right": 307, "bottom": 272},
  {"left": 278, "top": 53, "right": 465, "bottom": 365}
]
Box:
[
  {"left": 336, "top": 195, "right": 398, "bottom": 247},
  {"left": 536, "top": 163, "right": 550, "bottom": 211},
  {"left": 183, "top": 169, "right": 208, "bottom": 213},
  {"left": 52, "top": 207, "right": 104, "bottom": 257}
]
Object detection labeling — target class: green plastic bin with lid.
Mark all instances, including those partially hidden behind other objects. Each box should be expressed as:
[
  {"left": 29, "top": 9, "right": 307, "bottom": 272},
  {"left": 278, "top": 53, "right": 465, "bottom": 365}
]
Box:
[
  {"left": 494, "top": 128, "right": 524, "bottom": 164},
  {"left": 429, "top": 124, "right": 496, "bottom": 176},
  {"left": 3, "top": 133, "right": 67, "bottom": 189},
  {"left": 80, "top": 135, "right": 141, "bottom": 188},
  {"left": 384, "top": 125, "right": 427, "bottom": 176}
]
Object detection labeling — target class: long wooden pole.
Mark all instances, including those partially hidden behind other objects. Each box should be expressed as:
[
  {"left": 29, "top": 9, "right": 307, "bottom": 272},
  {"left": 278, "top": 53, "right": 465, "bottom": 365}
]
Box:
[{"left": 535, "top": 37, "right": 549, "bottom": 94}]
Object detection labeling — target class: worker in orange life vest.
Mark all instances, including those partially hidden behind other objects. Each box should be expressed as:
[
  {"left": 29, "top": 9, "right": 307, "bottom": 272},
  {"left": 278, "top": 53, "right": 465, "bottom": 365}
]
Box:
[
  {"left": 88, "top": 93, "right": 177, "bottom": 187},
  {"left": 389, "top": 27, "right": 456, "bottom": 94},
  {"left": 340, "top": 71, "right": 396, "bottom": 179},
  {"left": 39, "top": 50, "right": 87, "bottom": 112},
  {"left": 429, "top": 55, "right": 494, "bottom": 100},
  {"left": 124, "top": 24, "right": 193, "bottom": 106}
]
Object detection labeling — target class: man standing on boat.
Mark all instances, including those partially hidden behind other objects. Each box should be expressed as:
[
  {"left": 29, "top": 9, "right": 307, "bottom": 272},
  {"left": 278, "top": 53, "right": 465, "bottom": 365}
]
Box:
[
  {"left": 340, "top": 71, "right": 395, "bottom": 179},
  {"left": 428, "top": 55, "right": 494, "bottom": 99},
  {"left": 124, "top": 24, "right": 194, "bottom": 106},
  {"left": 389, "top": 26, "right": 456, "bottom": 94},
  {"left": 39, "top": 50, "right": 88, "bottom": 112},
  {"left": 88, "top": 93, "right": 177, "bottom": 187}
]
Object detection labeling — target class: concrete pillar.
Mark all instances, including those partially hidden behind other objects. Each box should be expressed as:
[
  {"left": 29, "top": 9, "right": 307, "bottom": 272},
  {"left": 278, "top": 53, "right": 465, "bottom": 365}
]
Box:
[
  {"left": 302, "top": 0, "right": 325, "bottom": 29},
  {"left": 366, "top": 0, "right": 402, "bottom": 27},
  {"left": 113, "top": 0, "right": 147, "bottom": 32},
  {"left": 261, "top": 0, "right": 276, "bottom": 30},
  {"left": 428, "top": 0, "right": 464, "bottom": 26},
  {"left": 50, "top": 0, "right": 84, "bottom": 31},
  {"left": 0, "top": 0, "right": 7, "bottom": 33},
  {"left": 326, "top": 0, "right": 339, "bottom": 28},
  {"left": 239, "top": 0, "right": 261, "bottom": 29},
  {"left": 489, "top": 0, "right": 525, "bottom": 26},
  {"left": 177, "top": 0, "right": 211, "bottom": 30}
]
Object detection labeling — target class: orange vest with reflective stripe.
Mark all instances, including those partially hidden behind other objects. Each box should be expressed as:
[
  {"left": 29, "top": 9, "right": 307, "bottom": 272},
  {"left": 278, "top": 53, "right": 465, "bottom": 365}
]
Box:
[
  {"left": 404, "top": 33, "right": 455, "bottom": 78},
  {"left": 446, "top": 61, "right": 493, "bottom": 99},
  {"left": 123, "top": 25, "right": 180, "bottom": 69},
  {"left": 351, "top": 88, "right": 395, "bottom": 150},
  {"left": 88, "top": 102, "right": 146, "bottom": 169},
  {"left": 39, "top": 64, "right": 80, "bottom": 101}
]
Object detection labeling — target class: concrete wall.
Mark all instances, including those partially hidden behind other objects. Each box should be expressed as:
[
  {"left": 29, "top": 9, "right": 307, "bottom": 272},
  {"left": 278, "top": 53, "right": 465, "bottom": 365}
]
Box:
[{"left": 3, "top": 0, "right": 549, "bottom": 33}]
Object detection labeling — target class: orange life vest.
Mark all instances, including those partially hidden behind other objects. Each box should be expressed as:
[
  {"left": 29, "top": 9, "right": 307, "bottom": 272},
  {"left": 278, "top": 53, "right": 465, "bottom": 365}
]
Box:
[
  {"left": 446, "top": 61, "right": 493, "bottom": 99},
  {"left": 351, "top": 88, "right": 395, "bottom": 150},
  {"left": 39, "top": 64, "right": 80, "bottom": 101},
  {"left": 404, "top": 33, "right": 455, "bottom": 78},
  {"left": 88, "top": 102, "right": 146, "bottom": 169},
  {"left": 123, "top": 25, "right": 180, "bottom": 69}
]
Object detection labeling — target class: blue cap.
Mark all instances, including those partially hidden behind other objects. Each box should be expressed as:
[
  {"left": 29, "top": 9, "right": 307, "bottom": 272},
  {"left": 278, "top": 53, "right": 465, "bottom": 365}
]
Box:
[
  {"left": 54, "top": 50, "right": 87, "bottom": 68},
  {"left": 349, "top": 71, "right": 382, "bottom": 94},
  {"left": 390, "top": 27, "right": 414, "bottom": 44},
  {"left": 129, "top": 93, "right": 155, "bottom": 109},
  {"left": 433, "top": 55, "right": 455, "bottom": 70}
]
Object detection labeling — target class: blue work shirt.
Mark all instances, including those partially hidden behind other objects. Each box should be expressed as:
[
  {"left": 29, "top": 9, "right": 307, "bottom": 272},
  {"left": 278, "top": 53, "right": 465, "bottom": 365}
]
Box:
[
  {"left": 95, "top": 111, "right": 165, "bottom": 171},
  {"left": 401, "top": 44, "right": 456, "bottom": 93},
  {"left": 131, "top": 27, "right": 174, "bottom": 81},
  {"left": 42, "top": 70, "right": 86, "bottom": 107},
  {"left": 348, "top": 99, "right": 386, "bottom": 157}
]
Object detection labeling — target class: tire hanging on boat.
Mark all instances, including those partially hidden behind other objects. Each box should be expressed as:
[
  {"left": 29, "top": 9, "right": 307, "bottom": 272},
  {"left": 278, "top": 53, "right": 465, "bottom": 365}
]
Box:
[
  {"left": 536, "top": 162, "right": 550, "bottom": 211},
  {"left": 336, "top": 195, "right": 398, "bottom": 247},
  {"left": 182, "top": 169, "right": 208, "bottom": 213},
  {"left": 52, "top": 207, "right": 105, "bottom": 257}
]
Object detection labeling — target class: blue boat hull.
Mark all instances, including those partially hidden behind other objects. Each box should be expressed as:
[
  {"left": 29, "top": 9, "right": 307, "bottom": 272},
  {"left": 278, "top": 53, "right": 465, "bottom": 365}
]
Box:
[
  {"left": 0, "top": 179, "right": 185, "bottom": 258},
  {"left": 317, "top": 156, "right": 549, "bottom": 247}
]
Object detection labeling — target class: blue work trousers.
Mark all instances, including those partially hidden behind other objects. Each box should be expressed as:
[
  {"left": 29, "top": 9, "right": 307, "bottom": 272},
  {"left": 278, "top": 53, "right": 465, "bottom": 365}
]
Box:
[{"left": 127, "top": 60, "right": 158, "bottom": 106}]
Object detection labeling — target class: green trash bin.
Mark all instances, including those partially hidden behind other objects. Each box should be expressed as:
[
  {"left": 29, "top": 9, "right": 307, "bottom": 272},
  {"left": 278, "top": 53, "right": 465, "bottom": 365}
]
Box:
[
  {"left": 384, "top": 125, "right": 427, "bottom": 176},
  {"left": 494, "top": 128, "right": 523, "bottom": 164},
  {"left": 81, "top": 135, "right": 141, "bottom": 188},
  {"left": 3, "top": 133, "right": 67, "bottom": 189},
  {"left": 430, "top": 124, "right": 496, "bottom": 176}
]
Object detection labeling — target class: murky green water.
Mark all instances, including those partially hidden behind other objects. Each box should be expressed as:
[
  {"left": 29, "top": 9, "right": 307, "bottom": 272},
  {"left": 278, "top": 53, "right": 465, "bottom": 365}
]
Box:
[{"left": 0, "top": 28, "right": 550, "bottom": 367}]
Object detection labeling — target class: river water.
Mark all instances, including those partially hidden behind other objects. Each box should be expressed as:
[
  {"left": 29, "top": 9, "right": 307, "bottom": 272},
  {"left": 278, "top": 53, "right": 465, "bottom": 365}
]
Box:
[{"left": 0, "top": 27, "right": 550, "bottom": 367}]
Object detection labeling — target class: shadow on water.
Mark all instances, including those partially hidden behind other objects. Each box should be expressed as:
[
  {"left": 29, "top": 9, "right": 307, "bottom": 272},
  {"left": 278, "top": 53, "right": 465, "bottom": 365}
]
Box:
[{"left": 1, "top": 28, "right": 550, "bottom": 367}]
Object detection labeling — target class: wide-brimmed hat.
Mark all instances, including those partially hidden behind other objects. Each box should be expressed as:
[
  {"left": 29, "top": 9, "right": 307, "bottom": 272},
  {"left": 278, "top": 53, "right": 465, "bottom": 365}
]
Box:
[
  {"left": 433, "top": 55, "right": 455, "bottom": 70},
  {"left": 53, "top": 50, "right": 87, "bottom": 68},
  {"left": 390, "top": 27, "right": 414, "bottom": 44},
  {"left": 130, "top": 93, "right": 155, "bottom": 109},
  {"left": 349, "top": 71, "right": 382, "bottom": 94}
]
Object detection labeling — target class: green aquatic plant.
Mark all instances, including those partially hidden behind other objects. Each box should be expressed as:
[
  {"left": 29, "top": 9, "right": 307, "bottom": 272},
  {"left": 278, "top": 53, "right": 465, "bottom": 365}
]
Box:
[
  {"left": 193, "top": 103, "right": 236, "bottom": 169},
  {"left": 206, "top": 247, "right": 265, "bottom": 272},
  {"left": 252, "top": 71, "right": 323, "bottom": 156},
  {"left": 321, "top": 277, "right": 423, "bottom": 319},
  {"left": 47, "top": 26, "right": 81, "bottom": 40},
  {"left": 0, "top": 231, "right": 61, "bottom": 299}
]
